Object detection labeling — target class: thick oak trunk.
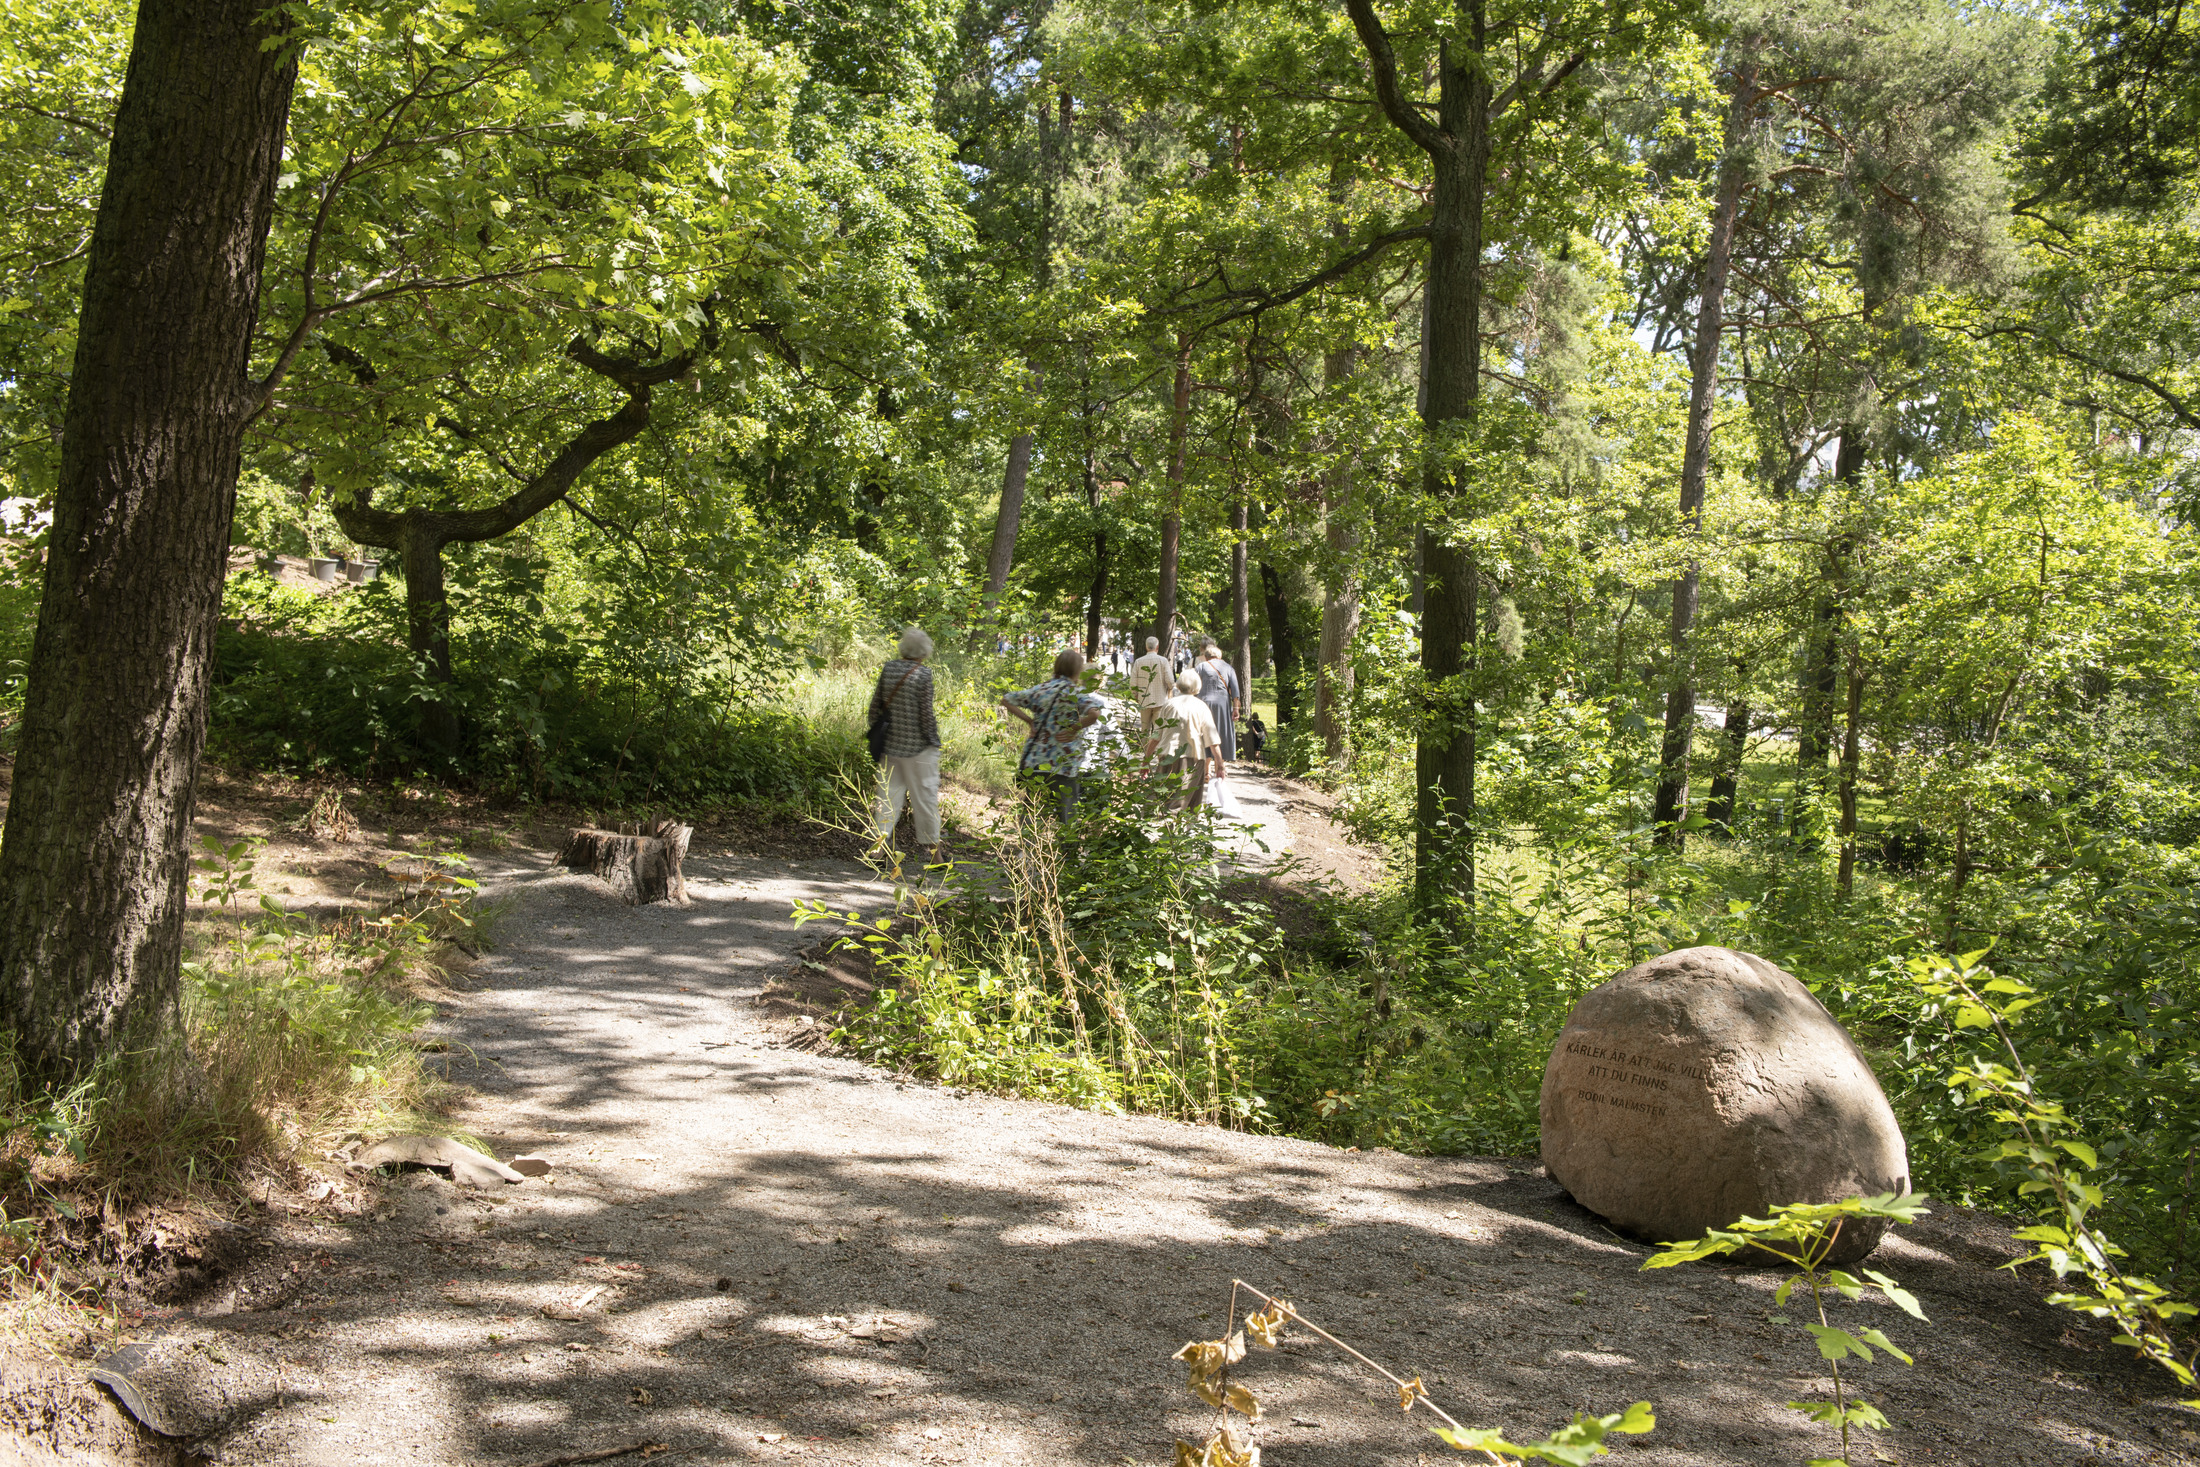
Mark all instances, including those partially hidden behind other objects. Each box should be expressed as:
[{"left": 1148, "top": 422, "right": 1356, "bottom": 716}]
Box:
[
  {"left": 1408, "top": 26, "right": 1492, "bottom": 911},
  {"left": 0, "top": 0, "right": 298, "bottom": 1081},
  {"left": 558, "top": 820, "right": 692, "bottom": 907}
]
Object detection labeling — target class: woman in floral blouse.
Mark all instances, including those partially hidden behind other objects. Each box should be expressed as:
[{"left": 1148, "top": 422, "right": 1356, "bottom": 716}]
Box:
[{"left": 1001, "top": 647, "right": 1106, "bottom": 818}]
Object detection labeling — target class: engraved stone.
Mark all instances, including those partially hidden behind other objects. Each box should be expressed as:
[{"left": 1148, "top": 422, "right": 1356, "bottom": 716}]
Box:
[{"left": 1539, "top": 945, "right": 1910, "bottom": 1263}]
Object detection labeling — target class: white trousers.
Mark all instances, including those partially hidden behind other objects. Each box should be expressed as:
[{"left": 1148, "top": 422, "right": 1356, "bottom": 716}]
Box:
[{"left": 877, "top": 747, "right": 941, "bottom": 845}]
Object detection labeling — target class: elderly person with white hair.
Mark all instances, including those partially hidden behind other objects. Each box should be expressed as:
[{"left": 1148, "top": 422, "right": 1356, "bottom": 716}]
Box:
[
  {"left": 870, "top": 626, "right": 941, "bottom": 851},
  {"left": 1129, "top": 634, "right": 1174, "bottom": 731},
  {"left": 1145, "top": 667, "right": 1224, "bottom": 809}
]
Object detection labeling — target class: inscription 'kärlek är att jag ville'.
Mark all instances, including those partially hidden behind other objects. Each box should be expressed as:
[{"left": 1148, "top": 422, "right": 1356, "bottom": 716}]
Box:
[{"left": 1561, "top": 1039, "right": 1713, "bottom": 1083}]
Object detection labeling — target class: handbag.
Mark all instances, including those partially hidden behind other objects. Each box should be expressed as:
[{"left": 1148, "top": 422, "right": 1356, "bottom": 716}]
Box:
[{"left": 867, "top": 664, "right": 918, "bottom": 762}]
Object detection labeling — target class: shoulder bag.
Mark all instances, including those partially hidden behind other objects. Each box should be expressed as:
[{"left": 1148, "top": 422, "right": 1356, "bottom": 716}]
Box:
[{"left": 867, "top": 663, "right": 918, "bottom": 762}]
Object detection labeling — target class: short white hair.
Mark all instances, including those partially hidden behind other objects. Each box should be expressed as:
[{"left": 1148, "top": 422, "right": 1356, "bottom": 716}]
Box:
[
  {"left": 1145, "top": 635, "right": 1159, "bottom": 650},
  {"left": 897, "top": 625, "right": 934, "bottom": 660},
  {"left": 1175, "top": 669, "right": 1202, "bottom": 693}
]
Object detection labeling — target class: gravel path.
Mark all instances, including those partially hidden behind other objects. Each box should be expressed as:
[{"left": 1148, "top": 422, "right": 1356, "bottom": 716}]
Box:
[{"left": 106, "top": 834, "right": 2199, "bottom": 1467}]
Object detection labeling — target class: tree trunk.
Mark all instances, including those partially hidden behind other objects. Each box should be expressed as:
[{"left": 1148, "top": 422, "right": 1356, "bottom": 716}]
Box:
[
  {"left": 1156, "top": 337, "right": 1191, "bottom": 662},
  {"left": 1315, "top": 558, "right": 1360, "bottom": 757},
  {"left": 1412, "top": 24, "right": 1493, "bottom": 911},
  {"left": 1800, "top": 430, "right": 1867, "bottom": 787},
  {"left": 558, "top": 820, "right": 692, "bottom": 906},
  {"left": 1317, "top": 346, "right": 1361, "bottom": 762},
  {"left": 1836, "top": 644, "right": 1868, "bottom": 899},
  {"left": 1083, "top": 456, "right": 1107, "bottom": 658},
  {"left": 399, "top": 520, "right": 461, "bottom": 751},
  {"left": 1653, "top": 64, "right": 1755, "bottom": 849},
  {"left": 1260, "top": 562, "right": 1302, "bottom": 725},
  {"left": 0, "top": 0, "right": 299, "bottom": 1081},
  {"left": 1342, "top": 0, "right": 1492, "bottom": 907},
  {"left": 974, "top": 430, "right": 1033, "bottom": 646},
  {"left": 1704, "top": 692, "right": 1750, "bottom": 831},
  {"left": 1229, "top": 496, "right": 1252, "bottom": 699}
]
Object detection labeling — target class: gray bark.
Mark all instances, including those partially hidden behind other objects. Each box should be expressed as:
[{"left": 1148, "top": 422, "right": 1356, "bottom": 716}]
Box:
[{"left": 1655, "top": 60, "right": 1757, "bottom": 847}]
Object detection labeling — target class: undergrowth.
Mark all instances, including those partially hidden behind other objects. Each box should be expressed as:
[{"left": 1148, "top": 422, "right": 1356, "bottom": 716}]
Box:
[
  {"left": 0, "top": 837, "right": 468, "bottom": 1302},
  {"left": 805, "top": 741, "right": 2200, "bottom": 1301}
]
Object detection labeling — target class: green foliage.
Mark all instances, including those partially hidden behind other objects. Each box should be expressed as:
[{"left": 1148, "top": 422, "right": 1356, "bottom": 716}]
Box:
[
  {"left": 1911, "top": 951, "right": 2200, "bottom": 1403},
  {"left": 816, "top": 773, "right": 1282, "bottom": 1122},
  {"left": 1643, "top": 1193, "right": 1930, "bottom": 1467},
  {"left": 1431, "top": 1400, "right": 1656, "bottom": 1466},
  {"left": 209, "top": 559, "right": 861, "bottom": 804}
]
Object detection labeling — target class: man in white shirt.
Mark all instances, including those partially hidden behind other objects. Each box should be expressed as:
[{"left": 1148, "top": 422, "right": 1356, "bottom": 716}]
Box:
[
  {"left": 1129, "top": 635, "right": 1175, "bottom": 731},
  {"left": 1145, "top": 668, "right": 1224, "bottom": 809}
]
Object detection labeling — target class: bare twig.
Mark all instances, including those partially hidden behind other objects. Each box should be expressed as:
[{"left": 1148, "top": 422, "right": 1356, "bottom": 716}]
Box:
[
  {"left": 508, "top": 1441, "right": 665, "bottom": 1467},
  {"left": 1229, "top": 1280, "right": 1468, "bottom": 1437}
]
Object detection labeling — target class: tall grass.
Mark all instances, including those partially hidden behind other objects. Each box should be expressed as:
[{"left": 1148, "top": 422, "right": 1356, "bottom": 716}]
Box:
[
  {"left": 0, "top": 841, "right": 469, "bottom": 1291},
  {"left": 810, "top": 776, "right": 1273, "bottom": 1121},
  {"left": 785, "top": 639, "right": 1021, "bottom": 800}
]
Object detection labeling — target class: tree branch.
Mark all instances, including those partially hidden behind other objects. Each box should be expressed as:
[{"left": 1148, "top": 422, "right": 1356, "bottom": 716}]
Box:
[
  {"left": 1166, "top": 223, "right": 1433, "bottom": 328},
  {"left": 1341, "top": 0, "right": 1445, "bottom": 155}
]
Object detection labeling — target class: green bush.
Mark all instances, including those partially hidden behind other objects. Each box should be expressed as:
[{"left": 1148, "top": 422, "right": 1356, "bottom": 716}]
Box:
[{"left": 211, "top": 559, "right": 862, "bottom": 806}]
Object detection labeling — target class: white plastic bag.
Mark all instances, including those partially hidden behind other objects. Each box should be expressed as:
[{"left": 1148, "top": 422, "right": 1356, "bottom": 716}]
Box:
[{"left": 1201, "top": 774, "right": 1242, "bottom": 818}]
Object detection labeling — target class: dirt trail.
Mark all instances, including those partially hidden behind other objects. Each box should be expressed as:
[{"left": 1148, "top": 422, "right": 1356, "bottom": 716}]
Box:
[{"left": 65, "top": 792, "right": 2200, "bottom": 1467}]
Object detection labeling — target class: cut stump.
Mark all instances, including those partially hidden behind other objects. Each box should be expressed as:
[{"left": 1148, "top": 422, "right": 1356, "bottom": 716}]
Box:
[{"left": 558, "top": 819, "right": 692, "bottom": 906}]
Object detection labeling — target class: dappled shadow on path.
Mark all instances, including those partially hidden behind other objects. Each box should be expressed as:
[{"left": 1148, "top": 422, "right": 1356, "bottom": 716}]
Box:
[{"left": 158, "top": 859, "right": 2195, "bottom": 1467}]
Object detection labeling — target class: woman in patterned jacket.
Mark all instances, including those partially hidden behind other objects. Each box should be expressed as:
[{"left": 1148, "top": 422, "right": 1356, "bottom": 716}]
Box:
[{"left": 1001, "top": 646, "right": 1106, "bottom": 819}]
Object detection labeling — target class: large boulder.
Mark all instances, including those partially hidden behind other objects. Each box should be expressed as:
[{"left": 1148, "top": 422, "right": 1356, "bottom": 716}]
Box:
[{"left": 1539, "top": 946, "right": 1909, "bottom": 1263}]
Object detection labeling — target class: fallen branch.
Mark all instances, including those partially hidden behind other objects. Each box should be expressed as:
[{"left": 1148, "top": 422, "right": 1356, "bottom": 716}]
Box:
[{"left": 510, "top": 1442, "right": 666, "bottom": 1467}]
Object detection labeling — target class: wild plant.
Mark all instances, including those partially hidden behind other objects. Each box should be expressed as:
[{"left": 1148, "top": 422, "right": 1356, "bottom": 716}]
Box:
[
  {"left": 1641, "top": 1193, "right": 1928, "bottom": 1466},
  {"left": 805, "top": 769, "right": 1279, "bottom": 1122},
  {"left": 1169, "top": 1279, "right": 1654, "bottom": 1465},
  {"left": 1910, "top": 951, "right": 2199, "bottom": 1404},
  {"left": 1, "top": 833, "right": 466, "bottom": 1231}
]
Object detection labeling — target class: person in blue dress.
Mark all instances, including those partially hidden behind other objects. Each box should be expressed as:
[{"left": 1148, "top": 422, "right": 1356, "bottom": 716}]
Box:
[{"left": 1194, "top": 640, "right": 1242, "bottom": 761}]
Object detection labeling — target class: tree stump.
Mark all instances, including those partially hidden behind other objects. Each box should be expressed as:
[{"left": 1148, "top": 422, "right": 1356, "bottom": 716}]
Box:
[{"left": 557, "top": 818, "right": 692, "bottom": 906}]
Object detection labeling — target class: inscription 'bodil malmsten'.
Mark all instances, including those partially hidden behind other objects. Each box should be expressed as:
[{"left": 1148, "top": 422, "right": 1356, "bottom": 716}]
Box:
[{"left": 1538, "top": 946, "right": 1911, "bottom": 1266}]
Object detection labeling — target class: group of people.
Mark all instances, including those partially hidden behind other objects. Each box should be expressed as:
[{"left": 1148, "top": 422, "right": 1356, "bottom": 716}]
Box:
[{"left": 866, "top": 627, "right": 1269, "bottom": 849}]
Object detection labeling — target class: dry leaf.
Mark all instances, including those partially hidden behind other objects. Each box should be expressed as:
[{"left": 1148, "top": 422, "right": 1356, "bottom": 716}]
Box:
[
  {"left": 1176, "top": 1426, "right": 1260, "bottom": 1467},
  {"left": 1173, "top": 1331, "right": 1248, "bottom": 1379},
  {"left": 1245, "top": 1302, "right": 1290, "bottom": 1349},
  {"left": 1398, "top": 1376, "right": 1427, "bottom": 1412},
  {"left": 1189, "top": 1375, "right": 1262, "bottom": 1420},
  {"left": 758, "top": 1433, "right": 784, "bottom": 1443}
]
